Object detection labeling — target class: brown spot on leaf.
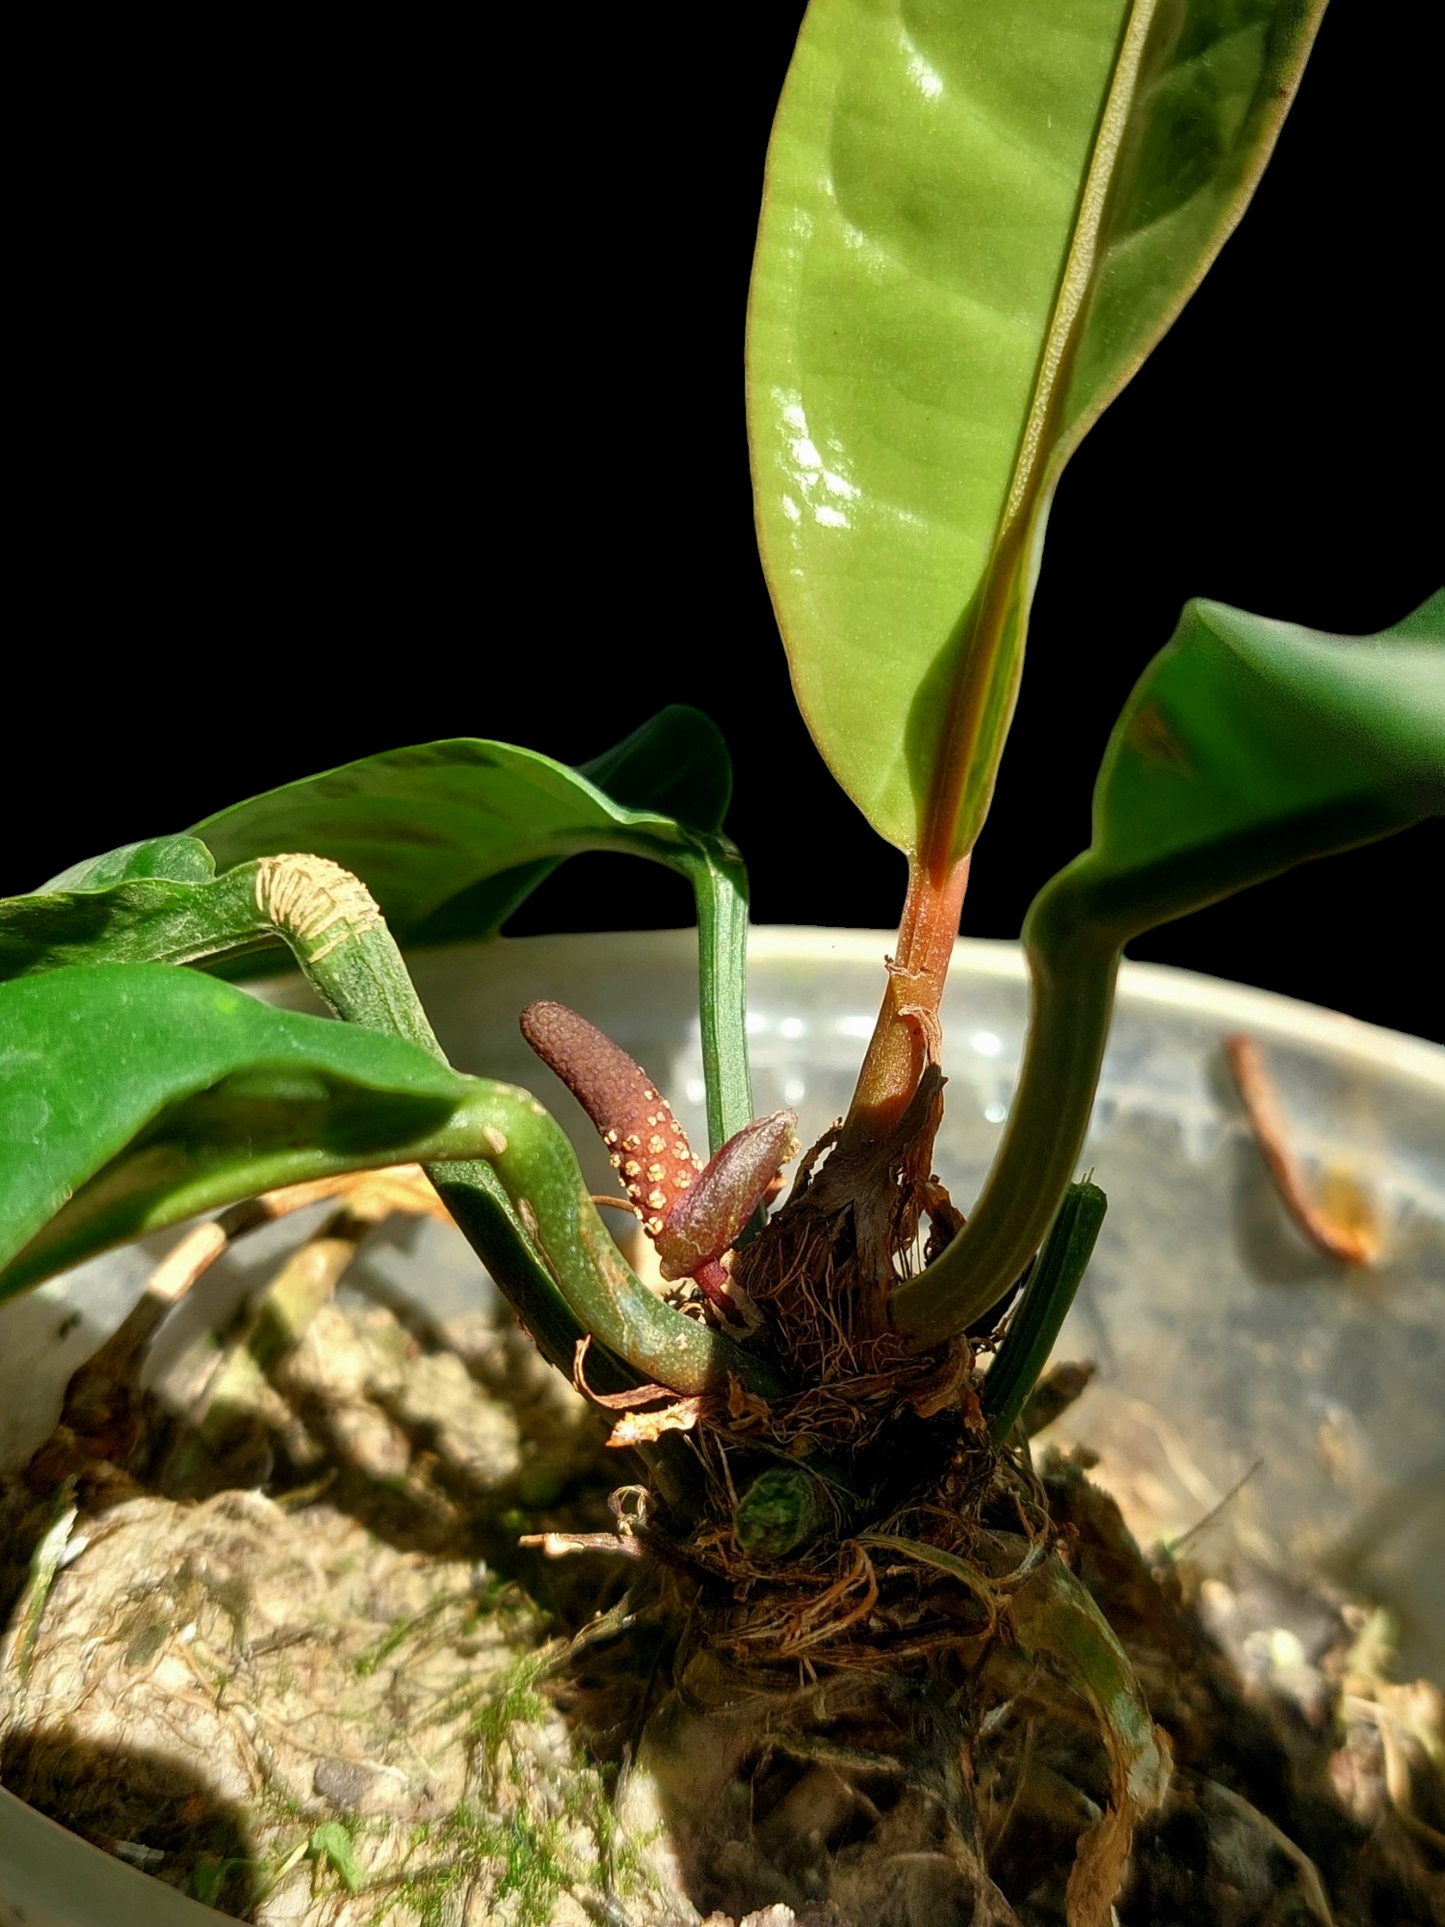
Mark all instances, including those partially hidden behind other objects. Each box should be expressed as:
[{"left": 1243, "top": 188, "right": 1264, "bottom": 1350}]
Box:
[{"left": 1125, "top": 700, "right": 1191, "bottom": 770}]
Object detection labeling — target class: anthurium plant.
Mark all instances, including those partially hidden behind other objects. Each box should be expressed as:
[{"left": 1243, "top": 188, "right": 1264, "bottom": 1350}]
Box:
[{"left": 2, "top": 4, "right": 1442, "bottom": 1919}]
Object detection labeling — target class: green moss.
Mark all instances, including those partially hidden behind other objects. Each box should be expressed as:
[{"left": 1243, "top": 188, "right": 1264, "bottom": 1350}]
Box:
[
  {"left": 364, "top": 1634, "right": 653, "bottom": 1923},
  {"left": 351, "top": 1592, "right": 459, "bottom": 1676},
  {"left": 492, "top": 1812, "right": 572, "bottom": 1924},
  {"left": 380, "top": 1802, "right": 569, "bottom": 1927},
  {"left": 470, "top": 1649, "right": 550, "bottom": 1760}
]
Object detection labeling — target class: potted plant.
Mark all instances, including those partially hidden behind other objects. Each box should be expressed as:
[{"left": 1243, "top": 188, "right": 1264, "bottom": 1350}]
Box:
[{"left": 2, "top": 5, "right": 1442, "bottom": 1922}]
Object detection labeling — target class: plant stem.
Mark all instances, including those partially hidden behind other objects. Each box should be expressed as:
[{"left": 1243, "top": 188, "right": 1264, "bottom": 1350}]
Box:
[
  {"left": 425, "top": 1086, "right": 780, "bottom": 1399},
  {"left": 890, "top": 880, "right": 1117, "bottom": 1344},
  {"left": 671, "top": 835, "right": 754, "bottom": 1152},
  {"left": 842, "top": 851, "right": 971, "bottom": 1151}
]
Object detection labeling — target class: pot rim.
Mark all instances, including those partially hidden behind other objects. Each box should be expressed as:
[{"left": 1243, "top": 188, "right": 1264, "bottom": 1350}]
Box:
[{"left": 396, "top": 925, "right": 1445, "bottom": 1091}]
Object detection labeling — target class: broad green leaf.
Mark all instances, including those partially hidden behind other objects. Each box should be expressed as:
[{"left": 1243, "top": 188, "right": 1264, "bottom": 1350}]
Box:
[
  {"left": 404, "top": 701, "right": 734, "bottom": 945},
  {"left": 0, "top": 862, "right": 272, "bottom": 984},
  {"left": 3, "top": 710, "right": 753, "bottom": 1151},
  {"left": 191, "top": 705, "right": 732, "bottom": 942},
  {"left": 0, "top": 963, "right": 779, "bottom": 1399},
  {"left": 192, "top": 707, "right": 754, "bottom": 1149},
  {"left": 36, "top": 834, "right": 217, "bottom": 894},
  {"left": 892, "top": 591, "right": 1445, "bottom": 1337},
  {"left": 1046, "top": 589, "right": 1445, "bottom": 936},
  {"left": 0, "top": 872, "right": 613, "bottom": 1377},
  {"left": 23, "top": 710, "right": 728, "bottom": 951},
  {"left": 0, "top": 963, "right": 500, "bottom": 1291},
  {"left": 749, "top": 0, "right": 1322, "bottom": 862}
]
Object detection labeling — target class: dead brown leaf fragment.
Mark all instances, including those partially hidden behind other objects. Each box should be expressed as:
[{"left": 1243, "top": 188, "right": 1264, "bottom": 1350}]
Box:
[
  {"left": 1223, "top": 1034, "right": 1380, "bottom": 1264},
  {"left": 1009, "top": 1555, "right": 1172, "bottom": 1927}
]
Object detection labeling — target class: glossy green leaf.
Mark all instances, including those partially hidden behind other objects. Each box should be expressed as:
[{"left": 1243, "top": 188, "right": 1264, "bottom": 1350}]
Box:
[
  {"left": 0, "top": 961, "right": 778, "bottom": 1399},
  {"left": 0, "top": 863, "right": 275, "bottom": 984},
  {"left": 23, "top": 711, "right": 729, "bottom": 951},
  {"left": 892, "top": 591, "right": 1445, "bottom": 1339},
  {"left": 191, "top": 707, "right": 753, "bottom": 1150},
  {"left": 36, "top": 834, "right": 218, "bottom": 894},
  {"left": 0, "top": 864, "right": 609, "bottom": 1376},
  {"left": 401, "top": 702, "right": 733, "bottom": 945},
  {"left": 1049, "top": 590, "right": 1445, "bottom": 933},
  {"left": 749, "top": 0, "right": 1322, "bottom": 862},
  {"left": 191, "top": 706, "right": 732, "bottom": 941},
  {"left": 0, "top": 963, "right": 500, "bottom": 1293},
  {"left": 3, "top": 710, "right": 753, "bottom": 1152}
]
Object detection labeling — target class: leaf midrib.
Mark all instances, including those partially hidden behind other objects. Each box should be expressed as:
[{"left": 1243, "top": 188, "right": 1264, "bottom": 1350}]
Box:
[{"left": 919, "top": 0, "right": 1158, "bottom": 870}]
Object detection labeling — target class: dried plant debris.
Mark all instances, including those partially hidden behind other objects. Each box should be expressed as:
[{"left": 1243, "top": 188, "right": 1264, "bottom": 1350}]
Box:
[
  {"left": 1223, "top": 1034, "right": 1382, "bottom": 1267},
  {"left": 1, "top": 1185, "right": 1441, "bottom": 1927}
]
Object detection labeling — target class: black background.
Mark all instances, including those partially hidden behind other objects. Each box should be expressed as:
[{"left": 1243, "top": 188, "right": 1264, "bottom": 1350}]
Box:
[{"left": 11, "top": 8, "right": 1440, "bottom": 1042}]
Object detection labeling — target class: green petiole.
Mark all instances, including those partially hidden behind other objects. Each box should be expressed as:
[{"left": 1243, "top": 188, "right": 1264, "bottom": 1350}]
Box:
[{"left": 979, "top": 1180, "right": 1108, "bottom": 1445}]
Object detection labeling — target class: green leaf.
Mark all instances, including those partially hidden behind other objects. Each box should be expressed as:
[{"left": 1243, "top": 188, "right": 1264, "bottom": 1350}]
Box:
[
  {"left": 382, "top": 704, "right": 735, "bottom": 946},
  {"left": 0, "top": 960, "right": 778, "bottom": 1400},
  {"left": 749, "top": 0, "right": 1323, "bottom": 862},
  {"left": 18, "top": 710, "right": 730, "bottom": 963},
  {"left": 191, "top": 706, "right": 733, "bottom": 944},
  {"left": 0, "top": 863, "right": 270, "bottom": 984},
  {"left": 0, "top": 963, "right": 506, "bottom": 1295},
  {"left": 191, "top": 708, "right": 754, "bottom": 1150},
  {"left": 893, "top": 592, "right": 1445, "bottom": 1338},
  {"left": 2, "top": 710, "right": 753, "bottom": 1152},
  {"left": 0, "top": 864, "right": 607, "bottom": 1379},
  {"left": 1046, "top": 590, "right": 1445, "bottom": 936},
  {"left": 36, "top": 834, "right": 217, "bottom": 894},
  {"left": 980, "top": 1181, "right": 1108, "bottom": 1436},
  {"left": 307, "top": 1823, "right": 366, "bottom": 1895}
]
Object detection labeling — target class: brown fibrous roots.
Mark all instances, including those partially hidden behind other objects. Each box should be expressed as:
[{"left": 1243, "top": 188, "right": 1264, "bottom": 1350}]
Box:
[{"left": 611, "top": 1066, "right": 1054, "bottom": 1681}]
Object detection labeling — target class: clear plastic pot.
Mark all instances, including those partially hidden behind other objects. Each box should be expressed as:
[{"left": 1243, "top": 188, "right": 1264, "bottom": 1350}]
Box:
[{"left": 3, "top": 929, "right": 1442, "bottom": 1922}]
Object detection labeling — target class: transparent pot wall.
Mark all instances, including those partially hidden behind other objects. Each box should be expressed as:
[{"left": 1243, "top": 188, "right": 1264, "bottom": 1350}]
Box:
[{"left": 7, "top": 929, "right": 1443, "bottom": 1685}]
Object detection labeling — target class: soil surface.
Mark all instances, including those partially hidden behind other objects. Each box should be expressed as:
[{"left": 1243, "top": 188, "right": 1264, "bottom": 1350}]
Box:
[{"left": 1, "top": 1210, "right": 1440, "bottom": 1926}]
